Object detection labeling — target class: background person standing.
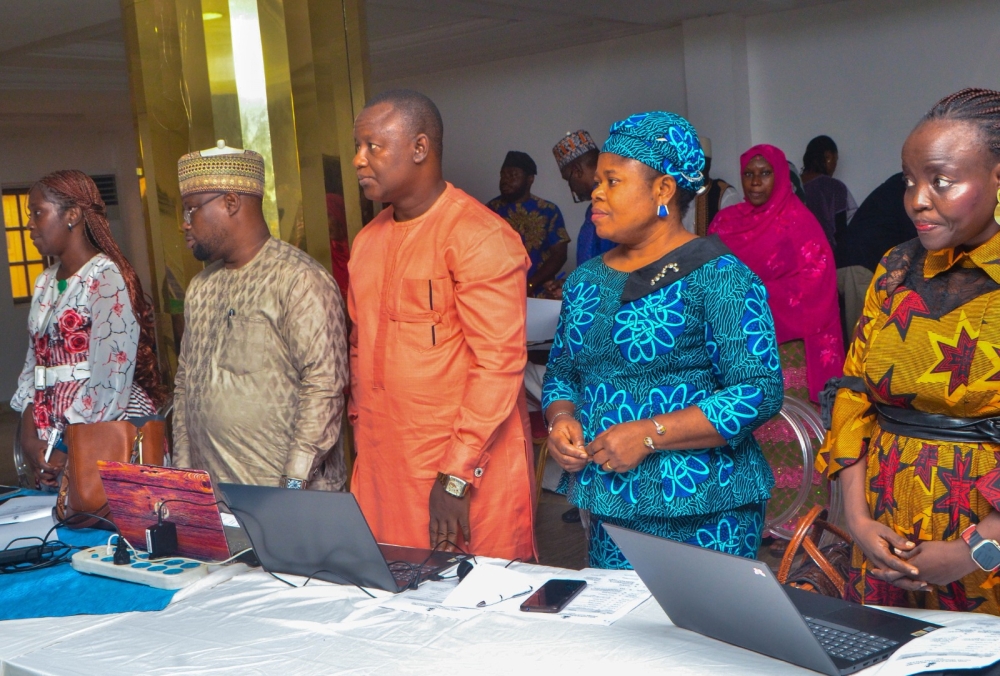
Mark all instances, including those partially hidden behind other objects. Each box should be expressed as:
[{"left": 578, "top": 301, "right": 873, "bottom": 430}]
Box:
[
  {"left": 172, "top": 143, "right": 348, "bottom": 491},
  {"left": 544, "top": 112, "right": 782, "bottom": 569},
  {"left": 12, "top": 171, "right": 163, "bottom": 488},
  {"left": 553, "top": 130, "right": 615, "bottom": 268},
  {"left": 801, "top": 135, "right": 858, "bottom": 248},
  {"left": 349, "top": 90, "right": 536, "bottom": 560},
  {"left": 488, "top": 151, "right": 569, "bottom": 297}
]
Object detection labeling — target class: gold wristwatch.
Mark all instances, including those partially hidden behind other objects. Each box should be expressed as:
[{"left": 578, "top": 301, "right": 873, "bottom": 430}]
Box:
[{"left": 437, "top": 472, "right": 469, "bottom": 498}]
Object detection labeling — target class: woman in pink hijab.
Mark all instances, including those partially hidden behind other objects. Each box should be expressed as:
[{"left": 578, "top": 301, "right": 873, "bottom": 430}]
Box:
[{"left": 709, "top": 144, "right": 844, "bottom": 403}]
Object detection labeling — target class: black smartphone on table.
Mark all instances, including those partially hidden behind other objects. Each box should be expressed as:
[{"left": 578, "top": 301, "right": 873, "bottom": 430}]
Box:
[{"left": 519, "top": 578, "right": 587, "bottom": 613}]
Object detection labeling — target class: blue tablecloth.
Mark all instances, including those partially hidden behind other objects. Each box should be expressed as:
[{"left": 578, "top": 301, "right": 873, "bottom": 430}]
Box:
[{"left": 0, "top": 491, "right": 176, "bottom": 620}]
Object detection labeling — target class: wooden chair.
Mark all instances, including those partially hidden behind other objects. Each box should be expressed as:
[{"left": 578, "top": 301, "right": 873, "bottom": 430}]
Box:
[
  {"left": 776, "top": 504, "right": 852, "bottom": 597},
  {"left": 528, "top": 410, "right": 549, "bottom": 513}
]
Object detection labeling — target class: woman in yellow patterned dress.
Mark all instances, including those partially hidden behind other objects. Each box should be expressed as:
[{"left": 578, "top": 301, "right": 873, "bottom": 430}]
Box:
[{"left": 819, "top": 89, "right": 1000, "bottom": 614}]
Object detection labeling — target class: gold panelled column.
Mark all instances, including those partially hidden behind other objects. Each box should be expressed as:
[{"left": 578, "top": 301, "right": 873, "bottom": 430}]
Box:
[{"left": 121, "top": 0, "right": 371, "bottom": 376}]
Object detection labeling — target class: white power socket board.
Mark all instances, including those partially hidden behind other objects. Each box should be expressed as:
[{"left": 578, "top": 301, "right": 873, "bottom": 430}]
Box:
[{"left": 71, "top": 546, "right": 209, "bottom": 590}]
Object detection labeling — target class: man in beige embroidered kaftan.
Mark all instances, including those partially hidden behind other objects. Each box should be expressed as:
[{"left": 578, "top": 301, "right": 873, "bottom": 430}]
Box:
[{"left": 171, "top": 143, "right": 349, "bottom": 489}]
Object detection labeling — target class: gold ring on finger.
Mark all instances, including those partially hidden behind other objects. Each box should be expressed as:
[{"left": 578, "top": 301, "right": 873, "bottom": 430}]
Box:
[{"left": 604, "top": 461, "right": 613, "bottom": 471}]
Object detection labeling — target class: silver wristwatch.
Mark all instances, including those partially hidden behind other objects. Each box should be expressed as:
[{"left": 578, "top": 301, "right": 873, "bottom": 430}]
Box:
[{"left": 280, "top": 475, "right": 307, "bottom": 490}]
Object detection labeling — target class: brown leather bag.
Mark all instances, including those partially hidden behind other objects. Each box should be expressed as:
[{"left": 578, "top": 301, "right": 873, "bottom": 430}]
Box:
[
  {"left": 777, "top": 504, "right": 853, "bottom": 598},
  {"left": 56, "top": 419, "right": 166, "bottom": 529}
]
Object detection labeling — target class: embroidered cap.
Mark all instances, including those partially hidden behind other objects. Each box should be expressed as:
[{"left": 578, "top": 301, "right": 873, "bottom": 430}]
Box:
[
  {"left": 552, "top": 130, "right": 598, "bottom": 170},
  {"left": 178, "top": 140, "right": 265, "bottom": 198}
]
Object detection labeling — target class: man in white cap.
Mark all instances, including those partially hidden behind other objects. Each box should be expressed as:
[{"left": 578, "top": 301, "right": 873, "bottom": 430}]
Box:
[
  {"left": 681, "top": 136, "right": 740, "bottom": 236},
  {"left": 171, "top": 141, "right": 348, "bottom": 491}
]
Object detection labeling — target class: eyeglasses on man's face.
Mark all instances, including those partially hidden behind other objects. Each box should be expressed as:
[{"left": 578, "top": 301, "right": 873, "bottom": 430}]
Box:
[{"left": 183, "top": 193, "right": 224, "bottom": 225}]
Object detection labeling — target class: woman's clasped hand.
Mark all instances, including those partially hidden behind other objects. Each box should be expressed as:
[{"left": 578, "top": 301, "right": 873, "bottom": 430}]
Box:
[
  {"left": 547, "top": 413, "right": 589, "bottom": 473},
  {"left": 585, "top": 421, "right": 656, "bottom": 474},
  {"left": 548, "top": 413, "right": 656, "bottom": 474},
  {"left": 849, "top": 514, "right": 980, "bottom": 591}
]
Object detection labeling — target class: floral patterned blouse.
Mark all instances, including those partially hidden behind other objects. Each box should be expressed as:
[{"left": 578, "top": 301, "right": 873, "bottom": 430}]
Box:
[
  {"left": 11, "top": 254, "right": 154, "bottom": 442},
  {"left": 542, "top": 238, "right": 784, "bottom": 520}
]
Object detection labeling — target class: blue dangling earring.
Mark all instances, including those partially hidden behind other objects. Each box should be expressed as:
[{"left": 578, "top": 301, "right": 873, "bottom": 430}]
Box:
[{"left": 657, "top": 204, "right": 669, "bottom": 218}]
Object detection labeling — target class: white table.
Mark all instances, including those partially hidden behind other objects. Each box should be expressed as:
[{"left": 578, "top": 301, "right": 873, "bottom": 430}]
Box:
[{"left": 0, "top": 562, "right": 976, "bottom": 676}]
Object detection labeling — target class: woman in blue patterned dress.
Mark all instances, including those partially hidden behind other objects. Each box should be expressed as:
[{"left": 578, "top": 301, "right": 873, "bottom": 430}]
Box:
[{"left": 542, "top": 112, "right": 784, "bottom": 569}]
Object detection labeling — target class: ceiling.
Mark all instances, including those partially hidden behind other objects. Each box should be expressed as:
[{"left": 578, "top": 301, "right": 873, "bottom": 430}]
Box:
[
  {"left": 0, "top": 0, "right": 843, "bottom": 123},
  {"left": 0, "top": 0, "right": 124, "bottom": 91},
  {"left": 365, "top": 0, "right": 841, "bottom": 80}
]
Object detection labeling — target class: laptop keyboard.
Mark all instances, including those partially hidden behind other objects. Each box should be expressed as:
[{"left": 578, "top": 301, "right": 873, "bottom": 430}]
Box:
[
  {"left": 389, "top": 563, "right": 440, "bottom": 586},
  {"left": 803, "top": 616, "right": 898, "bottom": 663}
]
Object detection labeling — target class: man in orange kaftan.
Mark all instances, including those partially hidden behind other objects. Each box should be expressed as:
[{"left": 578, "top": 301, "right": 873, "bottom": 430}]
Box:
[{"left": 348, "top": 89, "right": 536, "bottom": 560}]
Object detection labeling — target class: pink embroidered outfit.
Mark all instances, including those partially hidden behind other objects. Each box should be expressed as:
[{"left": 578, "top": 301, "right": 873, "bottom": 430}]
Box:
[
  {"left": 11, "top": 254, "right": 155, "bottom": 445},
  {"left": 709, "top": 144, "right": 845, "bottom": 402}
]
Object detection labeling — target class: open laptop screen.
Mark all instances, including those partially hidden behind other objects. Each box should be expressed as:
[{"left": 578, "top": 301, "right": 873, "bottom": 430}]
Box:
[{"left": 99, "top": 462, "right": 231, "bottom": 561}]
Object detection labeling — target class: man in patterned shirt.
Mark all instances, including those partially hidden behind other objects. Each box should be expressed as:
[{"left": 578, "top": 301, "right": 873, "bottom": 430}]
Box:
[
  {"left": 487, "top": 151, "right": 569, "bottom": 297},
  {"left": 172, "top": 142, "right": 349, "bottom": 491}
]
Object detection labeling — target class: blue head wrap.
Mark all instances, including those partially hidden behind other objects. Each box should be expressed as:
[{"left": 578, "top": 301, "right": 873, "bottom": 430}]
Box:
[{"left": 601, "top": 112, "right": 706, "bottom": 193}]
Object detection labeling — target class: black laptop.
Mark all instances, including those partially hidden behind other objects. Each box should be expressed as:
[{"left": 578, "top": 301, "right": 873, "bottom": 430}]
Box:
[
  {"left": 604, "top": 524, "right": 941, "bottom": 675},
  {"left": 219, "top": 484, "right": 467, "bottom": 592}
]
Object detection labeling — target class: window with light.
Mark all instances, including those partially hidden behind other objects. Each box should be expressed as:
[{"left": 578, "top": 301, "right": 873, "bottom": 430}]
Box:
[{"left": 3, "top": 189, "right": 48, "bottom": 303}]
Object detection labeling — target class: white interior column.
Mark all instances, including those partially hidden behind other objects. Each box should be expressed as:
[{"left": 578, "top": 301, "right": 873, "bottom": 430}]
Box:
[{"left": 682, "top": 14, "right": 752, "bottom": 192}]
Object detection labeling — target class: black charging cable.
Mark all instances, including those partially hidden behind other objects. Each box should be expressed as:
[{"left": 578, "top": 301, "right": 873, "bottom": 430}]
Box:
[
  {"left": 0, "top": 527, "right": 74, "bottom": 574},
  {"left": 153, "top": 497, "right": 227, "bottom": 526},
  {"left": 144, "top": 497, "right": 234, "bottom": 560},
  {"left": 0, "top": 510, "right": 126, "bottom": 574},
  {"left": 223, "top": 501, "right": 380, "bottom": 598},
  {"left": 389, "top": 539, "right": 472, "bottom": 589},
  {"left": 432, "top": 554, "right": 521, "bottom": 582}
]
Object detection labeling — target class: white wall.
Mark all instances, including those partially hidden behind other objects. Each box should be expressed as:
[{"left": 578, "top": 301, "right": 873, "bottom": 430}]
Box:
[
  {"left": 0, "top": 116, "right": 147, "bottom": 400},
  {"left": 374, "top": 27, "right": 688, "bottom": 269},
  {"left": 682, "top": 14, "right": 753, "bottom": 194},
  {"left": 746, "top": 0, "right": 1000, "bottom": 202},
  {"left": 374, "top": 0, "right": 1000, "bottom": 249}
]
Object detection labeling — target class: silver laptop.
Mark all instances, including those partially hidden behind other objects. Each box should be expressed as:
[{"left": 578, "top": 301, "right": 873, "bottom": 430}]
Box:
[
  {"left": 220, "top": 484, "right": 468, "bottom": 592},
  {"left": 604, "top": 524, "right": 940, "bottom": 675}
]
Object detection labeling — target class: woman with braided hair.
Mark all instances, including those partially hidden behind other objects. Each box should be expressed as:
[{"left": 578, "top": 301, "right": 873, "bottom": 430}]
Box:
[
  {"left": 11, "top": 170, "right": 163, "bottom": 488},
  {"left": 820, "top": 89, "right": 1000, "bottom": 614}
]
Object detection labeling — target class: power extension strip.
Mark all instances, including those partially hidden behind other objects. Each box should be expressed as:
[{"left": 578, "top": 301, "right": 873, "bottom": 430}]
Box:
[{"left": 71, "top": 546, "right": 209, "bottom": 590}]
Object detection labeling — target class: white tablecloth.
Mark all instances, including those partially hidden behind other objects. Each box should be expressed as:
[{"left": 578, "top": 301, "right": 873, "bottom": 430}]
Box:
[{"left": 0, "top": 562, "right": 977, "bottom": 676}]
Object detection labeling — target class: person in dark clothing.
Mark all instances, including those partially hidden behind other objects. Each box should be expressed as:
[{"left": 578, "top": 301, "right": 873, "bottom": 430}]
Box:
[
  {"left": 801, "top": 135, "right": 857, "bottom": 247},
  {"left": 835, "top": 172, "right": 918, "bottom": 342}
]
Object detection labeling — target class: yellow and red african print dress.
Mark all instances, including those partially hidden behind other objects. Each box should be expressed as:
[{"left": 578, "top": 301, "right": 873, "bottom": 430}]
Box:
[{"left": 819, "top": 234, "right": 1000, "bottom": 614}]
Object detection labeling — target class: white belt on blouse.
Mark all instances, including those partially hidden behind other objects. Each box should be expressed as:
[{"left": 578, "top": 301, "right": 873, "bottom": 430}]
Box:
[{"left": 34, "top": 363, "right": 91, "bottom": 390}]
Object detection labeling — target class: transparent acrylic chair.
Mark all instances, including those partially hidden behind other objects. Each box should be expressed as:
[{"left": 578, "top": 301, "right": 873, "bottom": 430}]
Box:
[{"left": 756, "top": 396, "right": 841, "bottom": 542}]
